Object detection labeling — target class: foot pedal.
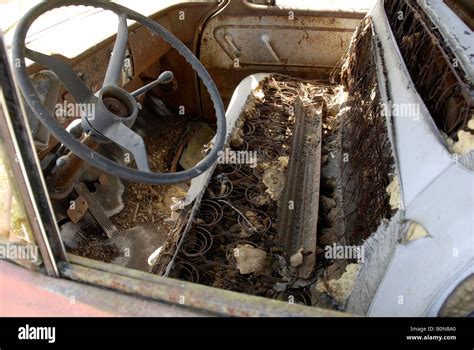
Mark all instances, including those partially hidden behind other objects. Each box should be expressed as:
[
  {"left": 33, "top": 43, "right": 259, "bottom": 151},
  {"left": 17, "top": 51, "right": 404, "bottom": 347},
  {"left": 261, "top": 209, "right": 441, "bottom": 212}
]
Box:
[
  {"left": 74, "top": 183, "right": 118, "bottom": 238},
  {"left": 66, "top": 195, "right": 88, "bottom": 224}
]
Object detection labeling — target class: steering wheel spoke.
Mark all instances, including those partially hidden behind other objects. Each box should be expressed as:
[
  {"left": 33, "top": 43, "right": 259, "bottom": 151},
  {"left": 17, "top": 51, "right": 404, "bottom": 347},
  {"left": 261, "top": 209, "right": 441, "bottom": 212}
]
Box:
[
  {"left": 102, "top": 122, "right": 150, "bottom": 172},
  {"left": 103, "top": 13, "right": 129, "bottom": 87},
  {"left": 25, "top": 48, "right": 95, "bottom": 104}
]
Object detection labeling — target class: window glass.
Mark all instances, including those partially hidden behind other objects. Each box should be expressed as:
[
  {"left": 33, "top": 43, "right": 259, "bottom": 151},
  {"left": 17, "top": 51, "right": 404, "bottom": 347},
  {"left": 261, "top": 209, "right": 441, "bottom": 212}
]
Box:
[{"left": 0, "top": 111, "right": 42, "bottom": 269}]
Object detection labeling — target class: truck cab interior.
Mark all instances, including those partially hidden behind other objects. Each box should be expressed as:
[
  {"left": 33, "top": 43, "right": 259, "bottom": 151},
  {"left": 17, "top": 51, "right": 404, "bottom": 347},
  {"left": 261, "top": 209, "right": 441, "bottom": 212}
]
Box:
[{"left": 1, "top": 0, "right": 472, "bottom": 317}]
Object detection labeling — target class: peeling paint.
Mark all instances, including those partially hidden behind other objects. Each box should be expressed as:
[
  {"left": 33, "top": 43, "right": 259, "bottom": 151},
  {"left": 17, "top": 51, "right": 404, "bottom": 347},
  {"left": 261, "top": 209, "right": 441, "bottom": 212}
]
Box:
[
  {"left": 386, "top": 176, "right": 401, "bottom": 210},
  {"left": 403, "top": 221, "right": 430, "bottom": 243}
]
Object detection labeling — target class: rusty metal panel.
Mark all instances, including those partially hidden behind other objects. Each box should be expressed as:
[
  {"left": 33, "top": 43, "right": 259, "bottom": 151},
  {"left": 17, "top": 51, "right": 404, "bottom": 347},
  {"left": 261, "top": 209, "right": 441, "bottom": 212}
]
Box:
[
  {"left": 198, "top": 8, "right": 364, "bottom": 122},
  {"left": 201, "top": 15, "right": 361, "bottom": 70},
  {"left": 64, "top": 254, "right": 348, "bottom": 317},
  {"left": 211, "top": 23, "right": 356, "bottom": 68},
  {"left": 0, "top": 260, "right": 199, "bottom": 317}
]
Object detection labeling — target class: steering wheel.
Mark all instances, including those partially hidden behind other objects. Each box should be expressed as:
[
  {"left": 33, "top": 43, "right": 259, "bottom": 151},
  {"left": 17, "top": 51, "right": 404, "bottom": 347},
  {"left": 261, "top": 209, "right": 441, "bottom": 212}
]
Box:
[{"left": 12, "top": 0, "right": 226, "bottom": 185}]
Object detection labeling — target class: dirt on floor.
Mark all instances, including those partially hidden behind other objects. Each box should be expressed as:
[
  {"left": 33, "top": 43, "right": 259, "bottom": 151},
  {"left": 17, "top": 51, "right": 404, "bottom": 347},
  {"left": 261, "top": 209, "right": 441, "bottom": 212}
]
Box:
[
  {"left": 67, "top": 224, "right": 121, "bottom": 263},
  {"left": 67, "top": 118, "right": 192, "bottom": 265},
  {"left": 111, "top": 122, "right": 188, "bottom": 232}
]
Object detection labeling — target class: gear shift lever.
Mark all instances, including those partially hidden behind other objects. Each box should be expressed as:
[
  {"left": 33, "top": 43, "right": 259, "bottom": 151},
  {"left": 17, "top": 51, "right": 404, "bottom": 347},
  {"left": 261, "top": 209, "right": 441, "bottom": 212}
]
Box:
[{"left": 131, "top": 70, "right": 174, "bottom": 98}]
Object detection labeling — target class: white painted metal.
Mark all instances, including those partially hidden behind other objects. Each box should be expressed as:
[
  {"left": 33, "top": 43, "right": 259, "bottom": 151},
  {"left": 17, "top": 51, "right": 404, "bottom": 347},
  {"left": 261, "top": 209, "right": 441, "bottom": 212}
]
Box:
[{"left": 368, "top": 0, "right": 474, "bottom": 316}]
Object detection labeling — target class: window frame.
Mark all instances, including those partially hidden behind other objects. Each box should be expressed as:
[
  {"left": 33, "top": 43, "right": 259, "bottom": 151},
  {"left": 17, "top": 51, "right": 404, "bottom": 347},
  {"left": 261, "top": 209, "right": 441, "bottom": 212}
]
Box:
[{"left": 0, "top": 31, "right": 66, "bottom": 277}]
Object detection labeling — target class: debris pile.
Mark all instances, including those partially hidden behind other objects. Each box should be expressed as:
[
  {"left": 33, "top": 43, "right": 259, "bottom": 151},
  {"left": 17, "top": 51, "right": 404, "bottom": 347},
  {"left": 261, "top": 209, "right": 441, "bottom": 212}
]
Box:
[
  {"left": 111, "top": 124, "right": 187, "bottom": 231},
  {"left": 169, "top": 19, "right": 396, "bottom": 310},
  {"left": 385, "top": 0, "right": 473, "bottom": 139},
  {"left": 170, "top": 76, "right": 335, "bottom": 304},
  {"left": 338, "top": 18, "right": 395, "bottom": 244},
  {"left": 314, "top": 17, "right": 395, "bottom": 309}
]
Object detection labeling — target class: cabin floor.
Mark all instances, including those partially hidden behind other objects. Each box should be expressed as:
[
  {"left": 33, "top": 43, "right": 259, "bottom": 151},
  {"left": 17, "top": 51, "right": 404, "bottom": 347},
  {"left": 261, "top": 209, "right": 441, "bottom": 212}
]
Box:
[
  {"left": 58, "top": 18, "right": 395, "bottom": 312},
  {"left": 61, "top": 103, "right": 194, "bottom": 270}
]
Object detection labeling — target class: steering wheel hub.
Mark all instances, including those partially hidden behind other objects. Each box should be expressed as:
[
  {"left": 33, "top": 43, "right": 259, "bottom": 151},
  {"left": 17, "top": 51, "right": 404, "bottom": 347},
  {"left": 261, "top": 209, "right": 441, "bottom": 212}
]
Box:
[
  {"left": 102, "top": 90, "right": 134, "bottom": 119},
  {"left": 81, "top": 85, "right": 139, "bottom": 143}
]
